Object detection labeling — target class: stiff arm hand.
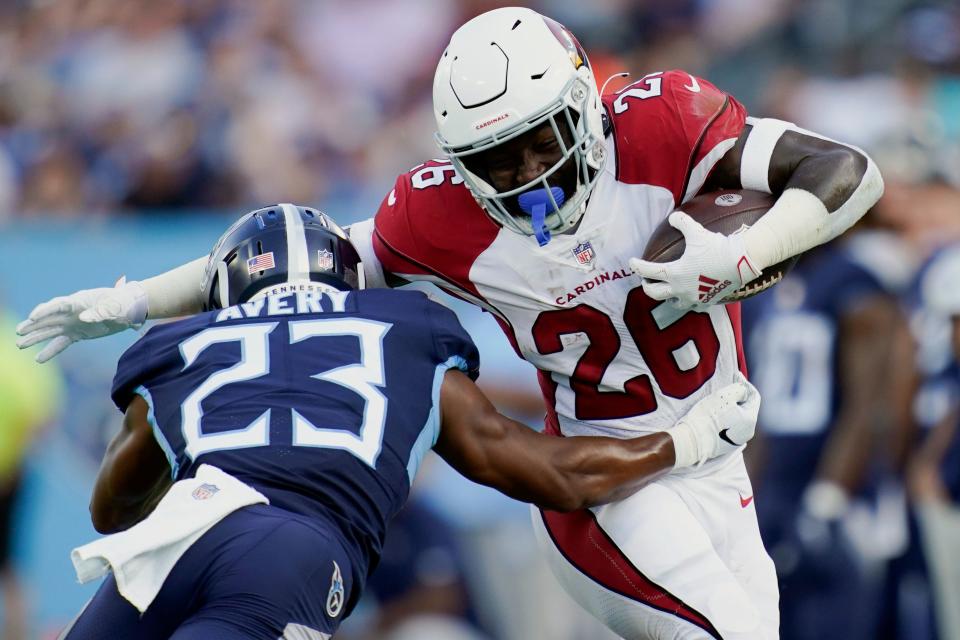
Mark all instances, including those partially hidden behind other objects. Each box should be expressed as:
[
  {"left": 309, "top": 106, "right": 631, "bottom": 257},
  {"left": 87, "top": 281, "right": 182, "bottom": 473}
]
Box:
[
  {"left": 15, "top": 280, "right": 149, "bottom": 363},
  {"left": 15, "top": 258, "right": 206, "bottom": 363}
]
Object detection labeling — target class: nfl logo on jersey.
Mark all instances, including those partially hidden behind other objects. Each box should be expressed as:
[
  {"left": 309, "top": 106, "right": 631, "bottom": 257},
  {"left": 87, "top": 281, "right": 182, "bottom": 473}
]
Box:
[
  {"left": 573, "top": 241, "right": 595, "bottom": 266},
  {"left": 317, "top": 249, "right": 334, "bottom": 271},
  {"left": 191, "top": 483, "right": 220, "bottom": 501}
]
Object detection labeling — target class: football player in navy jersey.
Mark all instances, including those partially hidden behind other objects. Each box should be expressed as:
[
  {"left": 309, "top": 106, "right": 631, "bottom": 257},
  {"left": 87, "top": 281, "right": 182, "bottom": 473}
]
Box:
[
  {"left": 58, "top": 204, "right": 759, "bottom": 640},
  {"left": 741, "top": 237, "right": 904, "bottom": 640},
  {"left": 905, "top": 245, "right": 960, "bottom": 640}
]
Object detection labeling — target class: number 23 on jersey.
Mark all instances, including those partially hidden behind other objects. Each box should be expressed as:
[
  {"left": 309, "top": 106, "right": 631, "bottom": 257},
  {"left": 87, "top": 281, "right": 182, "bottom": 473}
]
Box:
[{"left": 179, "top": 319, "right": 391, "bottom": 465}]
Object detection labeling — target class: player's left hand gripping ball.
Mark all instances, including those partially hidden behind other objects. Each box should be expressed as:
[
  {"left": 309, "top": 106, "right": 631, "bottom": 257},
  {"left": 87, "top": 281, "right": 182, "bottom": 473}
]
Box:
[
  {"left": 15, "top": 279, "right": 148, "bottom": 363},
  {"left": 630, "top": 211, "right": 761, "bottom": 310}
]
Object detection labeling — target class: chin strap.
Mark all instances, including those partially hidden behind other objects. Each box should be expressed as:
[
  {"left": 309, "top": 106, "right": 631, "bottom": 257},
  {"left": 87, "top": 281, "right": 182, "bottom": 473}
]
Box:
[
  {"left": 518, "top": 187, "right": 566, "bottom": 246},
  {"left": 600, "top": 71, "right": 630, "bottom": 96}
]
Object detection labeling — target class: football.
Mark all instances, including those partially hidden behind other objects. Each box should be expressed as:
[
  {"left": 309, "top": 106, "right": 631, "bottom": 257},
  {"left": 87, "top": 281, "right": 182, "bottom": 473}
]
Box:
[{"left": 641, "top": 189, "right": 799, "bottom": 301}]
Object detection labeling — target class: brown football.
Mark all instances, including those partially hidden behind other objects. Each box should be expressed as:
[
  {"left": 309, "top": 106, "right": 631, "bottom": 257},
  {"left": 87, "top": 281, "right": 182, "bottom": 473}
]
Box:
[{"left": 641, "top": 189, "right": 799, "bottom": 301}]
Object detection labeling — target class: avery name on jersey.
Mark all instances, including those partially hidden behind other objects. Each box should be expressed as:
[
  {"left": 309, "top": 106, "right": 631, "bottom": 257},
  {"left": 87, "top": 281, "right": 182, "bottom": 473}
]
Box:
[
  {"left": 555, "top": 267, "right": 633, "bottom": 305},
  {"left": 215, "top": 290, "right": 349, "bottom": 322}
]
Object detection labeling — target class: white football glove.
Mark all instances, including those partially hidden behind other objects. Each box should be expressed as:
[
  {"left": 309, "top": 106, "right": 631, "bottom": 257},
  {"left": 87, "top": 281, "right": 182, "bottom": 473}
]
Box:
[
  {"left": 15, "top": 278, "right": 148, "bottom": 363},
  {"left": 630, "top": 211, "right": 762, "bottom": 310},
  {"left": 669, "top": 372, "right": 761, "bottom": 468}
]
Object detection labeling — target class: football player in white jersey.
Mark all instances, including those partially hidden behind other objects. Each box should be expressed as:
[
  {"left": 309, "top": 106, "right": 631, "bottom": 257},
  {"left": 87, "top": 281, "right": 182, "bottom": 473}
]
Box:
[{"left": 18, "top": 7, "right": 883, "bottom": 639}]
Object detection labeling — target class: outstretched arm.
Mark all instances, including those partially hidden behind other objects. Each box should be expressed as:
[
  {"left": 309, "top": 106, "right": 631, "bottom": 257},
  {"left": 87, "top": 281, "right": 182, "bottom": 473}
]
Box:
[
  {"left": 16, "top": 216, "right": 398, "bottom": 363},
  {"left": 90, "top": 395, "right": 172, "bottom": 534},
  {"left": 433, "top": 370, "right": 759, "bottom": 512},
  {"left": 15, "top": 258, "right": 207, "bottom": 363}
]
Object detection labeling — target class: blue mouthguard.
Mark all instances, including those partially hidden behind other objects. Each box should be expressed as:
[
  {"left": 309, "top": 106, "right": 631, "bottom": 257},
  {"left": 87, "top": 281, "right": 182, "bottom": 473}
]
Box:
[{"left": 518, "top": 187, "right": 565, "bottom": 246}]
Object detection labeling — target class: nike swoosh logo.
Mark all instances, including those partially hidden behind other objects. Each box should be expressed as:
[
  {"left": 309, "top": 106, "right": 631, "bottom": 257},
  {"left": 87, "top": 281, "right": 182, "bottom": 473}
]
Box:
[
  {"left": 684, "top": 74, "right": 701, "bottom": 93},
  {"left": 388, "top": 189, "right": 397, "bottom": 206},
  {"left": 739, "top": 493, "right": 754, "bottom": 508},
  {"left": 719, "top": 428, "right": 738, "bottom": 446}
]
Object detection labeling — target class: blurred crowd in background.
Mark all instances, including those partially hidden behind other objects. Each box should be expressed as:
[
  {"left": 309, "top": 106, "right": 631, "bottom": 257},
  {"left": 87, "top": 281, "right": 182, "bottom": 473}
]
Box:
[
  {"left": 2, "top": 0, "right": 960, "bottom": 638},
  {"left": 1, "top": 0, "right": 957, "bottom": 223}
]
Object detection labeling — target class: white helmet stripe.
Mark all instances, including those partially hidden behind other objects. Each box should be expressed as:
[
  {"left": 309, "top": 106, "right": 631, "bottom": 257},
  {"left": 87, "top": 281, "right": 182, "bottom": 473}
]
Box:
[
  {"left": 280, "top": 202, "right": 310, "bottom": 282},
  {"left": 217, "top": 260, "right": 231, "bottom": 309}
]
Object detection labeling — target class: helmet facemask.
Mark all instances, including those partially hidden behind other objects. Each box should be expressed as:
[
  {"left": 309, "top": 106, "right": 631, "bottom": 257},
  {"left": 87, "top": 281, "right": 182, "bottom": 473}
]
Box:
[{"left": 438, "top": 71, "right": 603, "bottom": 243}]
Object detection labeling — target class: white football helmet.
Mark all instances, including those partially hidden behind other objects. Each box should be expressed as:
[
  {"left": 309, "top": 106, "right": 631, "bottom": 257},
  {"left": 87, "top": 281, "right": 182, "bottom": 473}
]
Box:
[{"left": 433, "top": 7, "right": 606, "bottom": 241}]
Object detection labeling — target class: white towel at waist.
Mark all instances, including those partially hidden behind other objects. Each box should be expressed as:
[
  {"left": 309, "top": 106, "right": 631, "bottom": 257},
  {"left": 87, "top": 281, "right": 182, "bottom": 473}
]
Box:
[{"left": 71, "top": 464, "right": 268, "bottom": 613}]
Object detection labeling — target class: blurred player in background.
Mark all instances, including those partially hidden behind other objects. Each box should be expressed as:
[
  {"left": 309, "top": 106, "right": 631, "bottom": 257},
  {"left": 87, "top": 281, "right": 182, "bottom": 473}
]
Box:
[
  {"left": 852, "top": 129, "right": 960, "bottom": 640},
  {"left": 741, "top": 226, "right": 905, "bottom": 640},
  {"left": 60, "top": 204, "right": 759, "bottom": 640},
  {"left": 18, "top": 7, "right": 885, "bottom": 638},
  {"left": 0, "top": 306, "right": 63, "bottom": 640},
  {"left": 906, "top": 245, "right": 960, "bottom": 640}
]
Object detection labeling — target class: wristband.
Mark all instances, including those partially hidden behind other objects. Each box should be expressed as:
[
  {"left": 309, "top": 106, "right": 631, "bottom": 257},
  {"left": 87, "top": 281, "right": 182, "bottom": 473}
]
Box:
[{"left": 668, "top": 421, "right": 702, "bottom": 469}]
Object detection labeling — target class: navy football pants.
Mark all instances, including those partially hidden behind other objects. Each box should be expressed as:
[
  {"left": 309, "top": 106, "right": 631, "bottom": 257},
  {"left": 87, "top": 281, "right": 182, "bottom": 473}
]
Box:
[{"left": 60, "top": 504, "right": 356, "bottom": 640}]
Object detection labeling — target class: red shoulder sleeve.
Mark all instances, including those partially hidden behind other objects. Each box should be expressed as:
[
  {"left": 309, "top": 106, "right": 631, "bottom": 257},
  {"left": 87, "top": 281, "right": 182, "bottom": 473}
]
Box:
[
  {"left": 372, "top": 161, "right": 501, "bottom": 295},
  {"left": 604, "top": 69, "right": 748, "bottom": 204},
  {"left": 371, "top": 171, "right": 431, "bottom": 280}
]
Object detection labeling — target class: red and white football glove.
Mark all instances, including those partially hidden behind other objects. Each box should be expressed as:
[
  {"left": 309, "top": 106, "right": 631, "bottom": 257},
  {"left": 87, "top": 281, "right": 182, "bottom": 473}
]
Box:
[{"left": 630, "top": 211, "right": 761, "bottom": 310}]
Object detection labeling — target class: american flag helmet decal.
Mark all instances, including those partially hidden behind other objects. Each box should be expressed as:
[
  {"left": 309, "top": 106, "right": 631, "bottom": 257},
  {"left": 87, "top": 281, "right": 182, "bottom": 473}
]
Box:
[{"left": 247, "top": 252, "right": 276, "bottom": 274}]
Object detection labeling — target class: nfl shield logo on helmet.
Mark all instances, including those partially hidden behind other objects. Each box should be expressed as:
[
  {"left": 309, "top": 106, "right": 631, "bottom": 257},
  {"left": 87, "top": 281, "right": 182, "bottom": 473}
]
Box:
[
  {"left": 573, "top": 241, "right": 595, "bottom": 265},
  {"left": 191, "top": 483, "right": 219, "bottom": 501},
  {"left": 317, "top": 249, "right": 334, "bottom": 271},
  {"left": 326, "top": 561, "right": 345, "bottom": 618}
]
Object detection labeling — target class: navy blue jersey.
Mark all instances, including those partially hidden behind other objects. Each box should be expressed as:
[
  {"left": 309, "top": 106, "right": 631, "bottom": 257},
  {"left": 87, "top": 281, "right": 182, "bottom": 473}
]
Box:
[
  {"left": 941, "top": 398, "right": 960, "bottom": 504},
  {"left": 907, "top": 250, "right": 960, "bottom": 502},
  {"left": 906, "top": 249, "right": 960, "bottom": 432},
  {"left": 110, "top": 289, "right": 479, "bottom": 576},
  {"left": 742, "top": 244, "right": 886, "bottom": 504}
]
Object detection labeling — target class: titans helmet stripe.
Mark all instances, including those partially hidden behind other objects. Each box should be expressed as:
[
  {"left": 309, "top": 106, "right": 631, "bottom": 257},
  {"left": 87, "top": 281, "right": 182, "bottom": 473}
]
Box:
[
  {"left": 217, "top": 260, "right": 231, "bottom": 309},
  {"left": 280, "top": 202, "right": 310, "bottom": 282}
]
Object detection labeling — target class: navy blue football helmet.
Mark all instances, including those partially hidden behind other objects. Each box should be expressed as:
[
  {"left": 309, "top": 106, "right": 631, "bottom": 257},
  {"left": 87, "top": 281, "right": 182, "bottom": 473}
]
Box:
[{"left": 202, "top": 203, "right": 364, "bottom": 310}]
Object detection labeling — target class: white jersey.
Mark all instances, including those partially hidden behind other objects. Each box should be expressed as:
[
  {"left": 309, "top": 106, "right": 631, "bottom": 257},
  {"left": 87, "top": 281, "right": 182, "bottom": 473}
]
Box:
[
  {"left": 349, "top": 69, "right": 779, "bottom": 639},
  {"left": 353, "top": 70, "right": 750, "bottom": 440}
]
